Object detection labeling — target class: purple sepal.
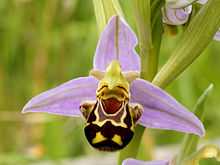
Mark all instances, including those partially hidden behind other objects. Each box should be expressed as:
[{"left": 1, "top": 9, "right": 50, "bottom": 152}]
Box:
[
  {"left": 130, "top": 78, "right": 205, "bottom": 137},
  {"left": 93, "top": 16, "right": 141, "bottom": 73},
  {"left": 122, "top": 158, "right": 169, "bottom": 165},
  {"left": 22, "top": 76, "right": 98, "bottom": 117}
]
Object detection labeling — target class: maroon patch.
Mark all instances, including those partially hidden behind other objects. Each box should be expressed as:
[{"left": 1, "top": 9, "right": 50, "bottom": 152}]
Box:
[{"left": 102, "top": 98, "right": 122, "bottom": 114}]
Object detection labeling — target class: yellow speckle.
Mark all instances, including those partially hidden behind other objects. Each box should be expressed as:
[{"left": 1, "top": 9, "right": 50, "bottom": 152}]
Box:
[
  {"left": 112, "top": 134, "right": 123, "bottom": 146},
  {"left": 92, "top": 132, "right": 106, "bottom": 144}
]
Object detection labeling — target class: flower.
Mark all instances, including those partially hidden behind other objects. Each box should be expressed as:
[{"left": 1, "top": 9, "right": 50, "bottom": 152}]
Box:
[
  {"left": 22, "top": 16, "right": 204, "bottom": 151},
  {"left": 162, "top": 5, "right": 192, "bottom": 25},
  {"left": 123, "top": 158, "right": 169, "bottom": 165},
  {"left": 162, "top": 0, "right": 220, "bottom": 41}
]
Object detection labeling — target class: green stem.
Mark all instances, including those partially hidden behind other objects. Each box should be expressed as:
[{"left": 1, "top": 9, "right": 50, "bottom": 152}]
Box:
[{"left": 132, "top": 0, "right": 156, "bottom": 81}]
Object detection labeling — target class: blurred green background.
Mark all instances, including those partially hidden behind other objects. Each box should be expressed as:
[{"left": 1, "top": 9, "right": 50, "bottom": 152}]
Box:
[{"left": 0, "top": 0, "right": 220, "bottom": 164}]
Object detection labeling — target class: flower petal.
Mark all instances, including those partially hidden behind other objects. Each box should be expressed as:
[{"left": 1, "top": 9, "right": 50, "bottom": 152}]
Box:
[
  {"left": 130, "top": 79, "right": 205, "bottom": 137},
  {"left": 93, "top": 16, "right": 141, "bottom": 73},
  {"left": 214, "top": 28, "right": 220, "bottom": 41},
  {"left": 22, "top": 76, "right": 98, "bottom": 117},
  {"left": 162, "top": 5, "right": 192, "bottom": 25},
  {"left": 122, "top": 158, "right": 169, "bottom": 165}
]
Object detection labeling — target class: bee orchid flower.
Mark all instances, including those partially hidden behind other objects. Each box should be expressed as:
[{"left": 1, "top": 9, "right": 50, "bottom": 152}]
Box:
[
  {"left": 162, "top": 0, "right": 220, "bottom": 41},
  {"left": 22, "top": 16, "right": 204, "bottom": 151},
  {"left": 162, "top": 5, "right": 192, "bottom": 25}
]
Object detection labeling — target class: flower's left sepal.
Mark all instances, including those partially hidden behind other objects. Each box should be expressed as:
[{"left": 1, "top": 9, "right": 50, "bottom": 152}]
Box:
[{"left": 22, "top": 76, "right": 98, "bottom": 117}]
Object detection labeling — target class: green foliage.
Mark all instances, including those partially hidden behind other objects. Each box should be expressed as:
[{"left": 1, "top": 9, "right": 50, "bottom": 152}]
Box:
[
  {"left": 153, "top": 0, "right": 220, "bottom": 88},
  {"left": 200, "top": 158, "right": 220, "bottom": 165},
  {"left": 177, "top": 84, "right": 213, "bottom": 164}
]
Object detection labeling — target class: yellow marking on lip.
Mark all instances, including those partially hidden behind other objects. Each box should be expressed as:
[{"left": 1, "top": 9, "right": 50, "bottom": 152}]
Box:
[
  {"left": 92, "top": 100, "right": 128, "bottom": 128},
  {"left": 92, "top": 132, "right": 107, "bottom": 144},
  {"left": 112, "top": 134, "right": 123, "bottom": 146},
  {"left": 92, "top": 119, "right": 127, "bottom": 128}
]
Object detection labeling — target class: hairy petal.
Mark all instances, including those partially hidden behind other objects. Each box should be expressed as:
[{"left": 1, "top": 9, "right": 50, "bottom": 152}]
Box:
[
  {"left": 22, "top": 77, "right": 98, "bottom": 117},
  {"left": 162, "top": 5, "right": 192, "bottom": 25},
  {"left": 93, "top": 16, "right": 141, "bottom": 72},
  {"left": 122, "top": 158, "right": 169, "bottom": 165},
  {"left": 130, "top": 79, "right": 205, "bottom": 137}
]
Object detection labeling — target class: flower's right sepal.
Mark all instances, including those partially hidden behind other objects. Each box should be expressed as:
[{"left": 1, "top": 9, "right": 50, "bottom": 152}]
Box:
[{"left": 130, "top": 78, "right": 205, "bottom": 137}]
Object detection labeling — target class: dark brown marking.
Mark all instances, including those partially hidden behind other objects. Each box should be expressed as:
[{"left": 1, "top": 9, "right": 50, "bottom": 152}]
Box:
[
  {"left": 80, "top": 102, "right": 96, "bottom": 120},
  {"left": 102, "top": 98, "right": 122, "bottom": 114},
  {"left": 86, "top": 102, "right": 97, "bottom": 123},
  {"left": 123, "top": 105, "right": 132, "bottom": 128},
  {"left": 97, "top": 85, "right": 108, "bottom": 93},
  {"left": 97, "top": 100, "right": 125, "bottom": 123},
  {"left": 83, "top": 98, "right": 137, "bottom": 151},
  {"left": 84, "top": 120, "right": 134, "bottom": 151}
]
